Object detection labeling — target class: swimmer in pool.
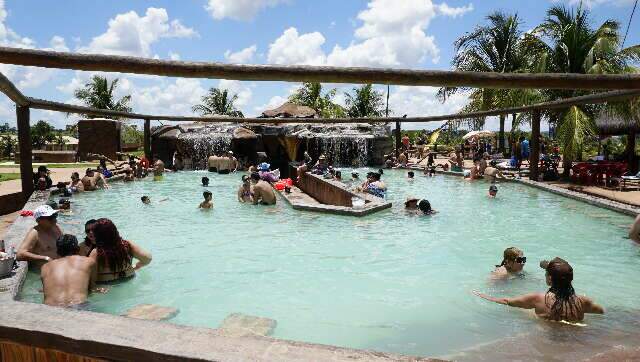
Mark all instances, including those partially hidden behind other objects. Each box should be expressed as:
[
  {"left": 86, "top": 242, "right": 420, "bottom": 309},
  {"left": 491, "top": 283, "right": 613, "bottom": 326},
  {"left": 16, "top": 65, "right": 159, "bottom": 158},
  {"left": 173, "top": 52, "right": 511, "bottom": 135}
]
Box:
[
  {"left": 491, "top": 247, "right": 525, "bottom": 279},
  {"left": 488, "top": 185, "right": 498, "bottom": 198},
  {"left": 237, "top": 175, "right": 253, "bottom": 203},
  {"left": 475, "top": 257, "right": 604, "bottom": 322},
  {"left": 407, "top": 171, "right": 415, "bottom": 181},
  {"left": 202, "top": 176, "right": 209, "bottom": 187},
  {"left": 141, "top": 196, "right": 151, "bottom": 205},
  {"left": 404, "top": 198, "right": 436, "bottom": 215},
  {"left": 628, "top": 214, "right": 640, "bottom": 243},
  {"left": 199, "top": 191, "right": 213, "bottom": 209}
]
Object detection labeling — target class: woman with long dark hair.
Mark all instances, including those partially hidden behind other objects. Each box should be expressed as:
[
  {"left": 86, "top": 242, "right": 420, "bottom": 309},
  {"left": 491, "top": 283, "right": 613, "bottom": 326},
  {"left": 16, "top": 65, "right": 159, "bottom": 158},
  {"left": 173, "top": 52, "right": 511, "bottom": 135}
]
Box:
[
  {"left": 475, "top": 258, "right": 604, "bottom": 322},
  {"left": 89, "top": 218, "right": 152, "bottom": 283}
]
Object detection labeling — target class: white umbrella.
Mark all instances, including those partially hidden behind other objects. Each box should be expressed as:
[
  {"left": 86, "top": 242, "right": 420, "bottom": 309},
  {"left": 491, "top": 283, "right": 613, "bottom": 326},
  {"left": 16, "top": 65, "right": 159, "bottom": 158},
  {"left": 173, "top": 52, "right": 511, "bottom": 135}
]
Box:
[{"left": 462, "top": 130, "right": 494, "bottom": 140}]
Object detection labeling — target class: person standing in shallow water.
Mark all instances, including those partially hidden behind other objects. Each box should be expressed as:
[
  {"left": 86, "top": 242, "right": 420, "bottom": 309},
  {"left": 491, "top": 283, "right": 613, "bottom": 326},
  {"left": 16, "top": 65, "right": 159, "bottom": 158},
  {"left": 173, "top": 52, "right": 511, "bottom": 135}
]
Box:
[
  {"left": 250, "top": 172, "right": 276, "bottom": 205},
  {"left": 475, "top": 257, "right": 604, "bottom": 322},
  {"left": 237, "top": 175, "right": 253, "bottom": 203}
]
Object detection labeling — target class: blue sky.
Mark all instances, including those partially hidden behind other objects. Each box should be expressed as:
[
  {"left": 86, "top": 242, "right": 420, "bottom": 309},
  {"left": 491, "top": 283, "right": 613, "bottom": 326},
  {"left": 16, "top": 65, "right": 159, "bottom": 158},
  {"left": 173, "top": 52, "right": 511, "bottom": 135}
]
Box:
[{"left": 0, "top": 0, "right": 638, "bottom": 130}]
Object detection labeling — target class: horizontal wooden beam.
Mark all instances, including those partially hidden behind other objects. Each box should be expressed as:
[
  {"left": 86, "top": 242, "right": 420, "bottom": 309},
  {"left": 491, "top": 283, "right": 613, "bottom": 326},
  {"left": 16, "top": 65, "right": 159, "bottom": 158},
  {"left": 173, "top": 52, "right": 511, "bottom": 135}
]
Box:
[
  {"left": 0, "top": 71, "right": 29, "bottom": 106},
  {"left": 1, "top": 46, "right": 640, "bottom": 90},
  {"left": 27, "top": 90, "right": 640, "bottom": 124}
]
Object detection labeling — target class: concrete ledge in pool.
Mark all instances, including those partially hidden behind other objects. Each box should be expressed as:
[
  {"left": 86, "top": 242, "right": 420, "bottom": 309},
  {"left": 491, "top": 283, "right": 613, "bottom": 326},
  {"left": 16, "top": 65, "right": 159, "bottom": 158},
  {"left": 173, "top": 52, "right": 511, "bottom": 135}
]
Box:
[{"left": 278, "top": 172, "right": 391, "bottom": 216}]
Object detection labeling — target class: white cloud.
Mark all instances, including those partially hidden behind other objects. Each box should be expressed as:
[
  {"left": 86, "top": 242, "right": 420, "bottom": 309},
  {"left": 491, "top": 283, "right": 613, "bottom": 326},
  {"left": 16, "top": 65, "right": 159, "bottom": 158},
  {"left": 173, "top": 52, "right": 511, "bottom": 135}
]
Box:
[
  {"left": 388, "top": 86, "right": 468, "bottom": 130},
  {"left": 436, "top": 3, "right": 474, "bottom": 17},
  {"left": 168, "top": 51, "right": 181, "bottom": 60},
  {"left": 205, "top": 0, "right": 288, "bottom": 21},
  {"left": 131, "top": 78, "right": 206, "bottom": 116},
  {"left": 224, "top": 45, "right": 257, "bottom": 63},
  {"left": 255, "top": 95, "right": 288, "bottom": 114},
  {"left": 267, "top": 27, "right": 326, "bottom": 65},
  {"left": 79, "top": 8, "right": 197, "bottom": 57},
  {"left": 265, "top": 0, "right": 472, "bottom": 68},
  {"left": 49, "top": 35, "right": 69, "bottom": 51},
  {"left": 217, "top": 79, "right": 253, "bottom": 107}
]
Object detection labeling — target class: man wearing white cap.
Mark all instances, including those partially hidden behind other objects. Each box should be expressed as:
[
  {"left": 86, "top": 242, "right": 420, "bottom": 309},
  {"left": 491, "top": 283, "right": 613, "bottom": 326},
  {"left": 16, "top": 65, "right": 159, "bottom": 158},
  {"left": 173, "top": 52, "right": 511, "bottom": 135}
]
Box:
[{"left": 17, "top": 204, "right": 63, "bottom": 267}]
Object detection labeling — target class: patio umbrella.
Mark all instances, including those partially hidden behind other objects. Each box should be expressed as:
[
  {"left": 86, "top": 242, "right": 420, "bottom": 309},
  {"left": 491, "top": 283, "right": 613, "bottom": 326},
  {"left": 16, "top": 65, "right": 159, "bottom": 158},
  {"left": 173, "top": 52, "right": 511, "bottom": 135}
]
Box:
[{"left": 462, "top": 130, "right": 494, "bottom": 140}]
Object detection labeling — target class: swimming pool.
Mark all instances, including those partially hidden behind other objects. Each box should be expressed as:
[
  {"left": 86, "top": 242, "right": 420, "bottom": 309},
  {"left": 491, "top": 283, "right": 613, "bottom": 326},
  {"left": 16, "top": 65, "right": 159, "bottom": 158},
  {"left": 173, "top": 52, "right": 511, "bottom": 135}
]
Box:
[{"left": 20, "top": 170, "right": 640, "bottom": 359}]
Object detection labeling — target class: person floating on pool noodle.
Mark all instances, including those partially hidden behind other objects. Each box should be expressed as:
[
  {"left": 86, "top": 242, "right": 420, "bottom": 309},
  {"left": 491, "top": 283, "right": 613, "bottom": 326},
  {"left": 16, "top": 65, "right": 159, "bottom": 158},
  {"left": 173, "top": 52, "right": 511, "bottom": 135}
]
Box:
[
  {"left": 199, "top": 191, "right": 214, "bottom": 209},
  {"left": 475, "top": 257, "right": 604, "bottom": 323},
  {"left": 490, "top": 247, "right": 525, "bottom": 280}
]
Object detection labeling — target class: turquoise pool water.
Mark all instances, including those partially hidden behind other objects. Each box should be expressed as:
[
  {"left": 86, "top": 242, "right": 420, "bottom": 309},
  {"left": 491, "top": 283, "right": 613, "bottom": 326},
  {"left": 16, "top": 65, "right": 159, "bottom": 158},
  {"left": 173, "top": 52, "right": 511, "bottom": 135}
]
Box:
[{"left": 21, "top": 170, "right": 640, "bottom": 359}]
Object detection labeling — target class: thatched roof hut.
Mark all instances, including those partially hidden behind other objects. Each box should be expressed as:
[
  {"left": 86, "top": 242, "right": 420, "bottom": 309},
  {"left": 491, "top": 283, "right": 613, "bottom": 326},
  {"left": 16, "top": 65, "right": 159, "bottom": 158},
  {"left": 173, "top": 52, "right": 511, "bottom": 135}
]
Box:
[
  {"left": 260, "top": 102, "right": 317, "bottom": 118},
  {"left": 595, "top": 112, "right": 640, "bottom": 136}
]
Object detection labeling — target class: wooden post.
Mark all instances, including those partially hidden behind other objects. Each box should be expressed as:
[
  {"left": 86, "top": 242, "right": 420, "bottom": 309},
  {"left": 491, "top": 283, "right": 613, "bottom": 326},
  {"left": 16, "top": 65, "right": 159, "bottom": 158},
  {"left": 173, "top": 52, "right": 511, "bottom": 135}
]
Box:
[
  {"left": 395, "top": 121, "right": 401, "bottom": 158},
  {"left": 144, "top": 119, "right": 151, "bottom": 160},
  {"left": 530, "top": 110, "right": 541, "bottom": 181},
  {"left": 16, "top": 105, "right": 33, "bottom": 197}
]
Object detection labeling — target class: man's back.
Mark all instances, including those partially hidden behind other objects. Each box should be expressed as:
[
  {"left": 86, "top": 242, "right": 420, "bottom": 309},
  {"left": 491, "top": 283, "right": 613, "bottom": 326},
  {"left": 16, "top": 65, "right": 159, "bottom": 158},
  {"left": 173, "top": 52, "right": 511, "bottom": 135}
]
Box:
[
  {"left": 41, "top": 255, "right": 95, "bottom": 307},
  {"left": 254, "top": 180, "right": 276, "bottom": 205}
]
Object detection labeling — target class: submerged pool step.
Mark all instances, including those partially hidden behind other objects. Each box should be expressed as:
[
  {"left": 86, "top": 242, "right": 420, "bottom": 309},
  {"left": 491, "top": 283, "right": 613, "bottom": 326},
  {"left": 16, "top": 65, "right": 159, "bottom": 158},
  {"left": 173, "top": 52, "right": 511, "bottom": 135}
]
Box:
[{"left": 218, "top": 313, "right": 277, "bottom": 337}]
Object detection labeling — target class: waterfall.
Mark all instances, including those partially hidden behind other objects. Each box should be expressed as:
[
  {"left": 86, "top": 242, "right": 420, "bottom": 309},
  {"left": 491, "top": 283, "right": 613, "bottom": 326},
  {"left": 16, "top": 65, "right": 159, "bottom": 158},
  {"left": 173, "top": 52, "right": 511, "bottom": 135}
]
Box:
[
  {"left": 178, "top": 130, "right": 233, "bottom": 170},
  {"left": 311, "top": 136, "right": 372, "bottom": 167}
]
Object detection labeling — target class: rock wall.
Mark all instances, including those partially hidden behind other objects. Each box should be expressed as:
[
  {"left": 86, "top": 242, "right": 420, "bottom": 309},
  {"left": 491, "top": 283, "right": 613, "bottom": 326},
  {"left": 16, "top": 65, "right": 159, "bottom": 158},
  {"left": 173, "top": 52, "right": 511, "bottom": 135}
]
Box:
[{"left": 78, "top": 119, "right": 121, "bottom": 161}]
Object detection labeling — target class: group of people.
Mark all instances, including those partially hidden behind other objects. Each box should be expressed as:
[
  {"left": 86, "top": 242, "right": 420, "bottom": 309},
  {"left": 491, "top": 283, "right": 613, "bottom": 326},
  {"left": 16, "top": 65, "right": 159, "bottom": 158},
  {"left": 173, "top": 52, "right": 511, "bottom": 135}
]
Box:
[
  {"left": 17, "top": 205, "right": 152, "bottom": 308},
  {"left": 474, "top": 247, "right": 604, "bottom": 323}
]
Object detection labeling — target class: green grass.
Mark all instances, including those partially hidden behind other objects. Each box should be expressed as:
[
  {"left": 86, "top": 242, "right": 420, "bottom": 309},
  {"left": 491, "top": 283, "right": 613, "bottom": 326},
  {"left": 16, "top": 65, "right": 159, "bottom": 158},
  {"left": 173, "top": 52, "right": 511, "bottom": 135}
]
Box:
[{"left": 0, "top": 173, "right": 20, "bottom": 183}]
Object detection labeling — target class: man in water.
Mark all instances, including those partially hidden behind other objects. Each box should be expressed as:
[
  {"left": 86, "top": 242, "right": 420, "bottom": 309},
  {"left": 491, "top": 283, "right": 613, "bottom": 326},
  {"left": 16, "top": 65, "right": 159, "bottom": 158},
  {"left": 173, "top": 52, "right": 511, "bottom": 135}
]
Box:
[
  {"left": 407, "top": 171, "right": 415, "bottom": 181},
  {"left": 475, "top": 257, "right": 604, "bottom": 322},
  {"left": 488, "top": 185, "right": 498, "bottom": 198},
  {"left": 628, "top": 214, "right": 640, "bottom": 243},
  {"left": 141, "top": 196, "right": 167, "bottom": 205},
  {"left": 199, "top": 191, "right": 214, "bottom": 209},
  {"left": 225, "top": 151, "right": 238, "bottom": 173},
  {"left": 484, "top": 167, "right": 506, "bottom": 183},
  {"left": 40, "top": 234, "right": 98, "bottom": 308},
  {"left": 153, "top": 159, "right": 165, "bottom": 180},
  {"left": 208, "top": 154, "right": 219, "bottom": 172},
  {"left": 250, "top": 172, "right": 276, "bottom": 205},
  {"left": 17, "top": 205, "right": 63, "bottom": 268},
  {"left": 33, "top": 165, "right": 53, "bottom": 191},
  {"left": 404, "top": 198, "right": 436, "bottom": 215}
]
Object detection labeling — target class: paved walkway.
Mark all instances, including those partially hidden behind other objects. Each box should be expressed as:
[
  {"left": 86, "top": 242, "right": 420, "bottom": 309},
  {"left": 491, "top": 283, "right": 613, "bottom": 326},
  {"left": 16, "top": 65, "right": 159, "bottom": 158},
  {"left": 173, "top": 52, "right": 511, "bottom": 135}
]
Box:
[{"left": 0, "top": 167, "right": 87, "bottom": 196}]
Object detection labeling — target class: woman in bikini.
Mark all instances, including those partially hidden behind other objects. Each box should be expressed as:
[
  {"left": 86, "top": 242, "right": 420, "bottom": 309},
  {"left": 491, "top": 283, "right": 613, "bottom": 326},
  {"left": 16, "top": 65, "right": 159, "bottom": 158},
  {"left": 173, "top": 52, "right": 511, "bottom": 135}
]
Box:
[
  {"left": 237, "top": 175, "right": 253, "bottom": 203},
  {"left": 89, "top": 218, "right": 152, "bottom": 284}
]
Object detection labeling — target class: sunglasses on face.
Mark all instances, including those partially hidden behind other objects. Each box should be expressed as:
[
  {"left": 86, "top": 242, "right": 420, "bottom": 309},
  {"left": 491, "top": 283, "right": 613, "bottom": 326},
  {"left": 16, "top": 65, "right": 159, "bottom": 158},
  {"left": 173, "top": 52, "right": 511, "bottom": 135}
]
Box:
[{"left": 515, "top": 256, "right": 527, "bottom": 264}]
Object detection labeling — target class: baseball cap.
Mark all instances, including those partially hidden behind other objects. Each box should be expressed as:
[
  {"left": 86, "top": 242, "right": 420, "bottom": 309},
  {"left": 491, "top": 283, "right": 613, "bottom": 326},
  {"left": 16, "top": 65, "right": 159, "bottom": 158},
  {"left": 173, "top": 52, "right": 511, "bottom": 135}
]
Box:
[{"left": 34, "top": 205, "right": 59, "bottom": 220}]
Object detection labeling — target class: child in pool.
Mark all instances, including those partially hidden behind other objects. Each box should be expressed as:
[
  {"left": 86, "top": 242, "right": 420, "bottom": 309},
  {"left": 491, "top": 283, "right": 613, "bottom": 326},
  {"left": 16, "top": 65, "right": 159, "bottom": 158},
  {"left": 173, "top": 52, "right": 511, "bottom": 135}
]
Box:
[{"left": 199, "top": 191, "right": 213, "bottom": 209}]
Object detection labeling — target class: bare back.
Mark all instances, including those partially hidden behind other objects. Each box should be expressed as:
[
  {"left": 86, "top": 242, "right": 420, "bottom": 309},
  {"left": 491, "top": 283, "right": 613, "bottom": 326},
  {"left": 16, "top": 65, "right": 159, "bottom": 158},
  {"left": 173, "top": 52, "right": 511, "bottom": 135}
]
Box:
[
  {"left": 252, "top": 180, "right": 276, "bottom": 205},
  {"left": 41, "top": 255, "right": 95, "bottom": 307},
  {"left": 520, "top": 292, "right": 602, "bottom": 322}
]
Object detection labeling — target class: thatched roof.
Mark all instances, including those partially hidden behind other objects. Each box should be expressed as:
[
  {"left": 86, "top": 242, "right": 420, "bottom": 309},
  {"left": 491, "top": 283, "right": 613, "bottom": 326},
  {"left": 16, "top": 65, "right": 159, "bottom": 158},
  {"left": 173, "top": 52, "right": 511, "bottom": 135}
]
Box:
[
  {"left": 260, "top": 102, "right": 317, "bottom": 118},
  {"left": 233, "top": 127, "right": 257, "bottom": 139},
  {"left": 595, "top": 112, "right": 640, "bottom": 136}
]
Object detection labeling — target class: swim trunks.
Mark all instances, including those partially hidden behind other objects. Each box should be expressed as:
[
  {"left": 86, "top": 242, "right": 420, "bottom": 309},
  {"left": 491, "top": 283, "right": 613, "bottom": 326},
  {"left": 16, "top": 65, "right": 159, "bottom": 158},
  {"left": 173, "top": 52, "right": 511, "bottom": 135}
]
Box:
[{"left": 68, "top": 301, "right": 91, "bottom": 311}]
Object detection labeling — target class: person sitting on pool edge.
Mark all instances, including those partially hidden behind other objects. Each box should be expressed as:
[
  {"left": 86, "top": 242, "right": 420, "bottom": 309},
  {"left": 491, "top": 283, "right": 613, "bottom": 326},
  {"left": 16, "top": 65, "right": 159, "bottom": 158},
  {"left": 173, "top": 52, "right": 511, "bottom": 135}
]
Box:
[
  {"left": 475, "top": 257, "right": 604, "bottom": 322},
  {"left": 202, "top": 176, "right": 209, "bottom": 187},
  {"left": 238, "top": 175, "right": 253, "bottom": 203},
  {"left": 41, "top": 234, "right": 101, "bottom": 308},
  {"left": 89, "top": 218, "right": 152, "bottom": 284},
  {"left": 17, "top": 205, "right": 63, "bottom": 268},
  {"left": 199, "top": 191, "right": 214, "bottom": 209},
  {"left": 491, "top": 247, "right": 526, "bottom": 279},
  {"left": 488, "top": 185, "right": 498, "bottom": 198},
  {"left": 250, "top": 172, "right": 276, "bottom": 205}
]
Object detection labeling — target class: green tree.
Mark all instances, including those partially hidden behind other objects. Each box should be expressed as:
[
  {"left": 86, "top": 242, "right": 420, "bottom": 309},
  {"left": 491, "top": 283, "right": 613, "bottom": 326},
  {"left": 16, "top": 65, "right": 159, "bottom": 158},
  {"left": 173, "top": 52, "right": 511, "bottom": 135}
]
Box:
[
  {"left": 74, "top": 76, "right": 132, "bottom": 119},
  {"left": 192, "top": 88, "right": 244, "bottom": 117},
  {"left": 529, "top": 4, "right": 640, "bottom": 175},
  {"left": 30, "top": 120, "right": 56, "bottom": 149},
  {"left": 344, "top": 84, "right": 385, "bottom": 118},
  {"left": 289, "top": 82, "right": 345, "bottom": 118},
  {"left": 0, "top": 135, "right": 17, "bottom": 158},
  {"left": 121, "top": 124, "right": 143, "bottom": 145},
  {"left": 438, "top": 12, "right": 541, "bottom": 149}
]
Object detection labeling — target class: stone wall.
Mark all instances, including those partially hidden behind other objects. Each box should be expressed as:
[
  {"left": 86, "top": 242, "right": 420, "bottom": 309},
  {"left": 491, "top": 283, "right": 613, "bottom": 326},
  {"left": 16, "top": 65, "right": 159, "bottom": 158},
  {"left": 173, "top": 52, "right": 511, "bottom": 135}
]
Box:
[{"left": 78, "top": 119, "right": 121, "bottom": 161}]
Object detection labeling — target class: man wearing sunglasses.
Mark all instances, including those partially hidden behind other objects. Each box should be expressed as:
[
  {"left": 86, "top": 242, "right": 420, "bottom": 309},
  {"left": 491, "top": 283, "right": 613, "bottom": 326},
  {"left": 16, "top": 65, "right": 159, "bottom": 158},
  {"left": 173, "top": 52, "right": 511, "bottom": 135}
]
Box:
[{"left": 16, "top": 205, "right": 63, "bottom": 268}]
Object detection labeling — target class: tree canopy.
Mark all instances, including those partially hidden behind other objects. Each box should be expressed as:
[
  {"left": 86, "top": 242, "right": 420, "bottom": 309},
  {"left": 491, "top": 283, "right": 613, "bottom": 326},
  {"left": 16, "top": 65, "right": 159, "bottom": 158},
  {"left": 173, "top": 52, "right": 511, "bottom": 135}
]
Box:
[
  {"left": 74, "top": 76, "right": 132, "bottom": 119},
  {"left": 192, "top": 88, "right": 244, "bottom": 117}
]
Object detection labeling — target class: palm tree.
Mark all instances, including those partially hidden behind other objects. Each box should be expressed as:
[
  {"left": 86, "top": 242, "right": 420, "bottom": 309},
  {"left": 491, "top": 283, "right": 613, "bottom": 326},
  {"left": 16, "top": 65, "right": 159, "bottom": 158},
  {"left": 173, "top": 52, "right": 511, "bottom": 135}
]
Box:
[
  {"left": 438, "top": 12, "right": 537, "bottom": 151},
  {"left": 74, "top": 76, "right": 132, "bottom": 119},
  {"left": 289, "top": 82, "right": 345, "bottom": 118},
  {"left": 344, "top": 84, "right": 385, "bottom": 118},
  {"left": 192, "top": 88, "right": 244, "bottom": 117},
  {"left": 529, "top": 4, "right": 640, "bottom": 175}
]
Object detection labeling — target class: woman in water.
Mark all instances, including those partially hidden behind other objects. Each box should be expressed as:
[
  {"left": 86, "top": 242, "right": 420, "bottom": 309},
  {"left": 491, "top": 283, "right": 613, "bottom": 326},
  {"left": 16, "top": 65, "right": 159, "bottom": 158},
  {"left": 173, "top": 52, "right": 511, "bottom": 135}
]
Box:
[
  {"left": 237, "top": 175, "right": 253, "bottom": 203},
  {"left": 78, "top": 219, "right": 97, "bottom": 256},
  {"left": 90, "top": 218, "right": 152, "bottom": 283},
  {"left": 491, "top": 247, "right": 526, "bottom": 279},
  {"left": 475, "top": 257, "right": 604, "bottom": 322}
]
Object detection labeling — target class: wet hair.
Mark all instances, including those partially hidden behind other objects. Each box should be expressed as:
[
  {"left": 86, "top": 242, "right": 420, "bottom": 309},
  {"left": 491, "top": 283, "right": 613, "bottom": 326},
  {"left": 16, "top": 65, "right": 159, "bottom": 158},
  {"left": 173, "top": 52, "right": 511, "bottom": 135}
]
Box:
[
  {"left": 202, "top": 176, "right": 209, "bottom": 186},
  {"left": 85, "top": 168, "right": 94, "bottom": 176},
  {"left": 408, "top": 171, "right": 414, "bottom": 178},
  {"left": 93, "top": 218, "right": 131, "bottom": 271},
  {"left": 351, "top": 172, "right": 359, "bottom": 178},
  {"left": 84, "top": 219, "right": 97, "bottom": 245},
  {"left": 489, "top": 185, "right": 498, "bottom": 193},
  {"left": 378, "top": 169, "right": 384, "bottom": 175},
  {"left": 203, "top": 191, "right": 212, "bottom": 199},
  {"left": 141, "top": 196, "right": 149, "bottom": 203},
  {"left": 250, "top": 172, "right": 261, "bottom": 181},
  {"left": 242, "top": 175, "right": 250, "bottom": 182},
  {"left": 38, "top": 165, "right": 48, "bottom": 173},
  {"left": 45, "top": 200, "right": 58, "bottom": 210},
  {"left": 56, "top": 234, "right": 79, "bottom": 257},
  {"left": 335, "top": 171, "right": 342, "bottom": 179},
  {"left": 418, "top": 199, "right": 432, "bottom": 214},
  {"left": 496, "top": 247, "right": 521, "bottom": 268},
  {"left": 371, "top": 172, "right": 381, "bottom": 181},
  {"left": 545, "top": 258, "right": 580, "bottom": 321},
  {"left": 71, "top": 172, "right": 80, "bottom": 179}
]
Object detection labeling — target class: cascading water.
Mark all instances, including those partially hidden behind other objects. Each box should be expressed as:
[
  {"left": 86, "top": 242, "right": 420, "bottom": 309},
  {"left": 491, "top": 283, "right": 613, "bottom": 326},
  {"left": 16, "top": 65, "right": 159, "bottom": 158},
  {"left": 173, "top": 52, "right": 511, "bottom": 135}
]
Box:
[
  {"left": 310, "top": 136, "right": 372, "bottom": 167},
  {"left": 177, "top": 125, "right": 234, "bottom": 169}
]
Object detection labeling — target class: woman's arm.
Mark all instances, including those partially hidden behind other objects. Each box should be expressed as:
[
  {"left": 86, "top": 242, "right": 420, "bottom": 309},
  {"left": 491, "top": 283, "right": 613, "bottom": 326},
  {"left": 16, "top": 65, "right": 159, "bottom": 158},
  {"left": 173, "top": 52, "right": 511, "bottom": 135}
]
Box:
[
  {"left": 128, "top": 240, "right": 152, "bottom": 270},
  {"left": 473, "top": 291, "right": 541, "bottom": 309}
]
